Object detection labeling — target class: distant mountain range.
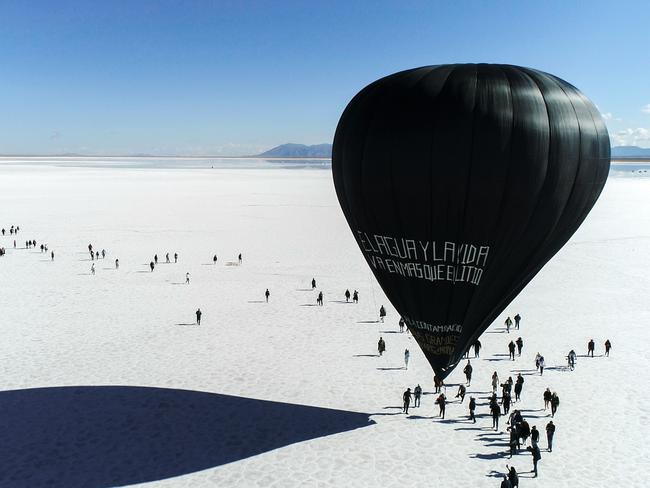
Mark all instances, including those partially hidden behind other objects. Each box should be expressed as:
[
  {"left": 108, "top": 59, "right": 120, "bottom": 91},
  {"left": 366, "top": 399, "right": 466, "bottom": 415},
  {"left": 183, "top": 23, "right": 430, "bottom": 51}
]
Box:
[
  {"left": 257, "top": 143, "right": 332, "bottom": 158},
  {"left": 255, "top": 144, "right": 650, "bottom": 160},
  {"left": 610, "top": 146, "right": 650, "bottom": 158}
]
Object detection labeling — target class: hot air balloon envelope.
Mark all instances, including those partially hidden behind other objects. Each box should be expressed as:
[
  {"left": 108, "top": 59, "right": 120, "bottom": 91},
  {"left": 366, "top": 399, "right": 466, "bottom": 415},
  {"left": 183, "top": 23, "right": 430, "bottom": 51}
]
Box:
[{"left": 332, "top": 64, "right": 610, "bottom": 378}]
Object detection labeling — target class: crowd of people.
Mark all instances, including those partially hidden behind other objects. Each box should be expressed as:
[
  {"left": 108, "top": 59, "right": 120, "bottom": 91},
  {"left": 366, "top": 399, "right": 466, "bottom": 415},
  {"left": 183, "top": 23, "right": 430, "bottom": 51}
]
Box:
[{"left": 391, "top": 312, "right": 613, "bottom": 482}]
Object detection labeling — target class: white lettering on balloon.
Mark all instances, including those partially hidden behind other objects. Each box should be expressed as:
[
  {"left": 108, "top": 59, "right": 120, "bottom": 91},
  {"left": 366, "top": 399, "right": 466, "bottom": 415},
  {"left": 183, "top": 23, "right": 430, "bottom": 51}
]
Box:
[{"left": 355, "top": 231, "right": 490, "bottom": 286}]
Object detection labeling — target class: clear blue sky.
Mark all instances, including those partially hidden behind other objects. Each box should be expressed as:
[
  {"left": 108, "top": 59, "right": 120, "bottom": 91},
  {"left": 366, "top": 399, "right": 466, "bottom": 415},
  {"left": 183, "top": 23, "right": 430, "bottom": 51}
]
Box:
[{"left": 1, "top": 0, "right": 648, "bottom": 155}]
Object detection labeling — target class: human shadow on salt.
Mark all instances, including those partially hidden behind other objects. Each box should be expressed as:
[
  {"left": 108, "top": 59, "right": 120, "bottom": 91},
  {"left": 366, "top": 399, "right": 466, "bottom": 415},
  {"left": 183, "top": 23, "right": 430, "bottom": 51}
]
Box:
[{"left": 0, "top": 386, "right": 375, "bottom": 488}]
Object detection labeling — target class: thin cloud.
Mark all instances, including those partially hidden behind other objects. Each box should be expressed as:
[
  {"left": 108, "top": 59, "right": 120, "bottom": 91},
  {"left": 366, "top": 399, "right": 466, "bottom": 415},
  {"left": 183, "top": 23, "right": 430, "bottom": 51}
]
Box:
[
  {"left": 642, "top": 104, "right": 650, "bottom": 114},
  {"left": 611, "top": 127, "right": 650, "bottom": 147}
]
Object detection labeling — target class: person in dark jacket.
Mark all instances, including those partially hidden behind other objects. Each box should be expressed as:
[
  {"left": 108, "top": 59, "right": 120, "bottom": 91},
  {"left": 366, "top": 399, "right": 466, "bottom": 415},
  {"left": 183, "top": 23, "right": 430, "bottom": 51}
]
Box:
[
  {"left": 195, "top": 308, "right": 202, "bottom": 325},
  {"left": 265, "top": 289, "right": 270, "bottom": 302},
  {"left": 378, "top": 337, "right": 386, "bottom": 356},
  {"left": 514, "top": 313, "right": 521, "bottom": 329},
  {"left": 508, "top": 340, "right": 516, "bottom": 360},
  {"left": 531, "top": 425, "right": 540, "bottom": 447},
  {"left": 527, "top": 444, "right": 541, "bottom": 477},
  {"left": 469, "top": 396, "right": 476, "bottom": 423},
  {"left": 455, "top": 384, "right": 466, "bottom": 403},
  {"left": 463, "top": 360, "right": 473, "bottom": 385},
  {"left": 473, "top": 339, "right": 482, "bottom": 357},
  {"left": 508, "top": 425, "right": 519, "bottom": 458},
  {"left": 436, "top": 393, "right": 447, "bottom": 418},
  {"left": 413, "top": 384, "right": 422, "bottom": 407},
  {"left": 434, "top": 375, "right": 444, "bottom": 393},
  {"left": 379, "top": 305, "right": 386, "bottom": 322},
  {"left": 312, "top": 278, "right": 317, "bottom": 289},
  {"left": 550, "top": 393, "right": 560, "bottom": 417},
  {"left": 546, "top": 420, "right": 555, "bottom": 452},
  {"left": 519, "top": 420, "right": 531, "bottom": 446},
  {"left": 514, "top": 374, "right": 524, "bottom": 401},
  {"left": 491, "top": 401, "right": 501, "bottom": 430},
  {"left": 543, "top": 388, "right": 552, "bottom": 410},
  {"left": 402, "top": 388, "right": 413, "bottom": 414},
  {"left": 353, "top": 290, "right": 359, "bottom": 303},
  {"left": 506, "top": 465, "right": 519, "bottom": 487},
  {"left": 500, "top": 474, "right": 512, "bottom": 488},
  {"left": 588, "top": 339, "right": 595, "bottom": 357},
  {"left": 345, "top": 289, "right": 351, "bottom": 302},
  {"left": 605, "top": 339, "right": 612, "bottom": 356},
  {"left": 150, "top": 261, "right": 155, "bottom": 272},
  {"left": 502, "top": 391, "right": 512, "bottom": 415},
  {"left": 515, "top": 337, "right": 523, "bottom": 356}
]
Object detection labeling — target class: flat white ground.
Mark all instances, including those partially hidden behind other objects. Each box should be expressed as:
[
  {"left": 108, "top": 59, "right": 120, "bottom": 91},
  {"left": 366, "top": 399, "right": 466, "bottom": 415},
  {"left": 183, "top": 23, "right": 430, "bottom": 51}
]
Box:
[{"left": 0, "top": 162, "right": 648, "bottom": 487}]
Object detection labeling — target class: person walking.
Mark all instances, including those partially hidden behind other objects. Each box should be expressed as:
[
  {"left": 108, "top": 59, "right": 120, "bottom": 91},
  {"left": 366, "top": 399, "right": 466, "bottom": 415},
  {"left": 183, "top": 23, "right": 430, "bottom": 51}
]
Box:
[
  {"left": 434, "top": 375, "right": 444, "bottom": 393},
  {"left": 238, "top": 253, "right": 242, "bottom": 264},
  {"left": 265, "top": 289, "right": 270, "bottom": 303},
  {"left": 317, "top": 291, "right": 323, "bottom": 306},
  {"left": 491, "top": 400, "right": 501, "bottom": 430},
  {"left": 91, "top": 263, "right": 95, "bottom": 275},
  {"left": 527, "top": 444, "right": 541, "bottom": 477},
  {"left": 174, "top": 252, "right": 178, "bottom": 263},
  {"left": 51, "top": 251, "right": 54, "bottom": 261},
  {"left": 399, "top": 317, "right": 405, "bottom": 333},
  {"left": 312, "top": 278, "right": 317, "bottom": 289},
  {"left": 377, "top": 337, "right": 386, "bottom": 356},
  {"left": 515, "top": 337, "right": 523, "bottom": 356},
  {"left": 508, "top": 340, "right": 516, "bottom": 360},
  {"left": 402, "top": 388, "right": 413, "bottom": 414},
  {"left": 567, "top": 349, "right": 577, "bottom": 370},
  {"left": 345, "top": 289, "right": 351, "bottom": 302},
  {"left": 492, "top": 371, "right": 499, "bottom": 393},
  {"left": 352, "top": 290, "right": 359, "bottom": 303},
  {"left": 543, "top": 388, "right": 552, "bottom": 410},
  {"left": 413, "top": 384, "right": 422, "bottom": 407},
  {"left": 154, "top": 254, "right": 158, "bottom": 265},
  {"left": 195, "top": 308, "right": 202, "bottom": 325},
  {"left": 588, "top": 339, "right": 595, "bottom": 357},
  {"left": 539, "top": 356, "right": 545, "bottom": 375},
  {"left": 469, "top": 396, "right": 476, "bottom": 423},
  {"left": 186, "top": 272, "right": 190, "bottom": 284},
  {"left": 213, "top": 254, "right": 218, "bottom": 265},
  {"left": 115, "top": 258, "right": 119, "bottom": 269},
  {"left": 379, "top": 305, "right": 386, "bottom": 323},
  {"left": 165, "top": 253, "right": 170, "bottom": 263},
  {"left": 150, "top": 261, "right": 155, "bottom": 272},
  {"left": 474, "top": 339, "right": 482, "bottom": 357},
  {"left": 550, "top": 392, "right": 560, "bottom": 417},
  {"left": 456, "top": 384, "right": 466, "bottom": 403},
  {"left": 514, "top": 374, "right": 524, "bottom": 402},
  {"left": 502, "top": 391, "right": 512, "bottom": 415},
  {"left": 531, "top": 425, "right": 540, "bottom": 448},
  {"left": 500, "top": 474, "right": 512, "bottom": 488},
  {"left": 546, "top": 420, "right": 555, "bottom": 452},
  {"left": 436, "top": 393, "right": 447, "bottom": 418},
  {"left": 514, "top": 313, "right": 521, "bottom": 330},
  {"left": 102, "top": 249, "right": 106, "bottom": 259},
  {"left": 605, "top": 339, "right": 611, "bottom": 356},
  {"left": 404, "top": 349, "right": 410, "bottom": 369},
  {"left": 463, "top": 360, "right": 473, "bottom": 386},
  {"left": 505, "top": 316, "right": 512, "bottom": 333}
]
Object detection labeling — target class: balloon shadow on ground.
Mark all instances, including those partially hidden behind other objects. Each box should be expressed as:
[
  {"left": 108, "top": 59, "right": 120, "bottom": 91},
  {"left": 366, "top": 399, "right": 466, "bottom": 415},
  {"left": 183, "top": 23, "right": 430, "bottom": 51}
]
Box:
[{"left": 0, "top": 386, "right": 375, "bottom": 488}]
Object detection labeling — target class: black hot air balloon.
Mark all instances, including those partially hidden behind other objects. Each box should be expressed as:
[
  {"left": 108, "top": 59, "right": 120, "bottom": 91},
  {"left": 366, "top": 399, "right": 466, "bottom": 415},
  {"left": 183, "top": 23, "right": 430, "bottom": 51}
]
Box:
[{"left": 332, "top": 64, "right": 610, "bottom": 379}]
